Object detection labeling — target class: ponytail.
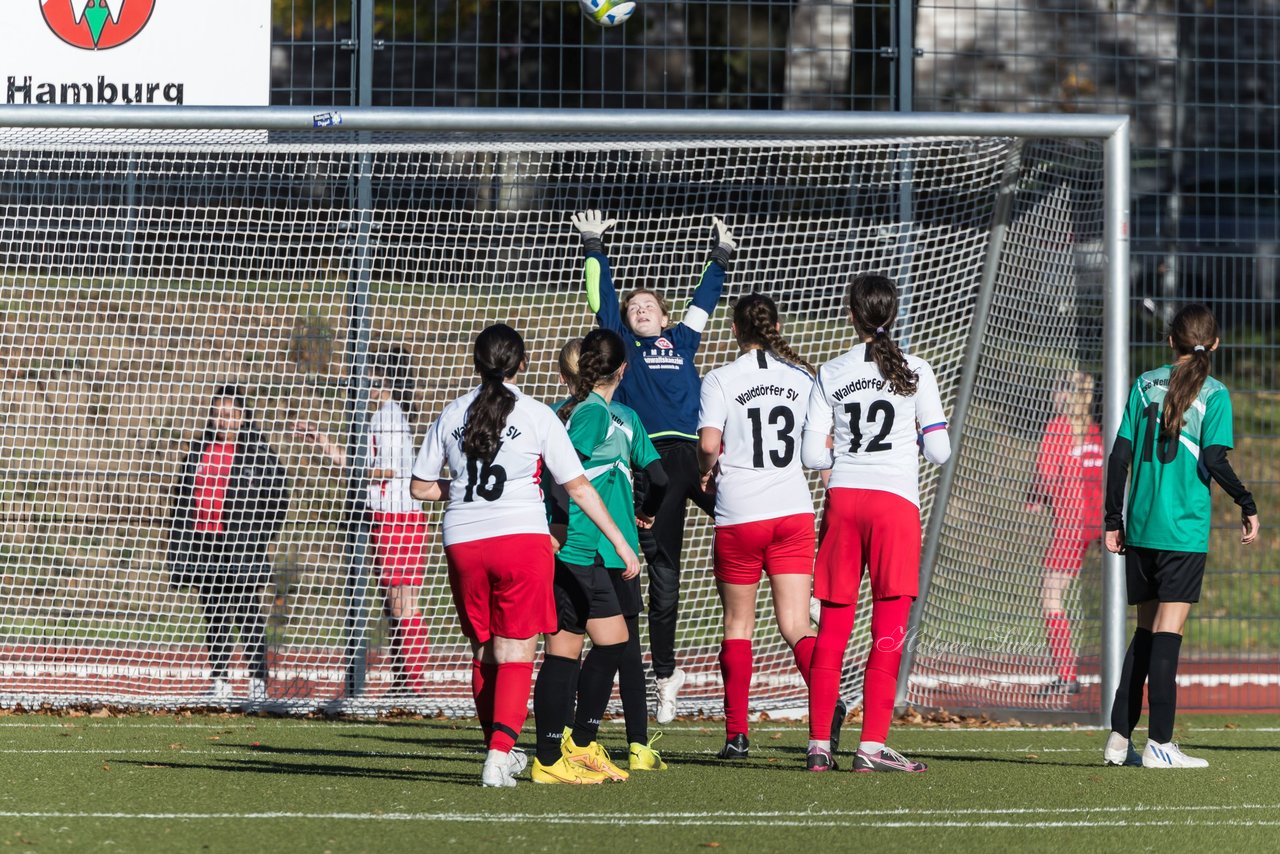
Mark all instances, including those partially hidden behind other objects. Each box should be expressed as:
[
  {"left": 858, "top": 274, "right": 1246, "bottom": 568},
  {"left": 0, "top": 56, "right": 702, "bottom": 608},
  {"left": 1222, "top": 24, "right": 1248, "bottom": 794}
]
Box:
[
  {"left": 1161, "top": 303, "right": 1219, "bottom": 443},
  {"left": 559, "top": 328, "right": 626, "bottom": 424},
  {"left": 733, "top": 293, "right": 815, "bottom": 375},
  {"left": 846, "top": 273, "right": 918, "bottom": 396},
  {"left": 462, "top": 324, "right": 525, "bottom": 463}
]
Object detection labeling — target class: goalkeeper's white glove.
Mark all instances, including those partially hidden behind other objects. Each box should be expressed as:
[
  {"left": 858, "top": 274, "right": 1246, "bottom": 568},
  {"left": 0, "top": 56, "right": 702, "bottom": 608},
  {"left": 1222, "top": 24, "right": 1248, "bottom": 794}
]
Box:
[
  {"left": 570, "top": 209, "right": 617, "bottom": 256},
  {"left": 709, "top": 216, "right": 736, "bottom": 267}
]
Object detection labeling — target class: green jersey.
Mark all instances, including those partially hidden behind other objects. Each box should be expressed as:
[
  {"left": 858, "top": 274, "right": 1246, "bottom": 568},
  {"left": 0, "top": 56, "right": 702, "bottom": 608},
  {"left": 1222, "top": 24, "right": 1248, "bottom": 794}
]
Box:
[
  {"left": 557, "top": 393, "right": 660, "bottom": 568},
  {"left": 1116, "top": 365, "right": 1234, "bottom": 552}
]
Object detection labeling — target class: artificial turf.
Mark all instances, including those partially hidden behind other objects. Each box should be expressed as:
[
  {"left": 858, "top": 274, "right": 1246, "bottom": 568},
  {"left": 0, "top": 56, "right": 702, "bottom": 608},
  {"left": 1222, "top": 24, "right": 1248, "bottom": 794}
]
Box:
[{"left": 0, "top": 711, "right": 1276, "bottom": 852}]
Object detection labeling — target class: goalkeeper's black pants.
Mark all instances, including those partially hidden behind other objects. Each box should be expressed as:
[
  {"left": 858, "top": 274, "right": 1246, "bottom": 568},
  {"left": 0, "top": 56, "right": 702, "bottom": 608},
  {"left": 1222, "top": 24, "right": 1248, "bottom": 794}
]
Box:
[{"left": 636, "top": 439, "right": 715, "bottom": 680}]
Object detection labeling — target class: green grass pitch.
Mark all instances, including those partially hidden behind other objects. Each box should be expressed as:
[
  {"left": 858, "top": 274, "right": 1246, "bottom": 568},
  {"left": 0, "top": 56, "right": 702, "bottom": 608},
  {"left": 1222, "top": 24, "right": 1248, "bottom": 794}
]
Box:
[{"left": 0, "top": 713, "right": 1277, "bottom": 852}]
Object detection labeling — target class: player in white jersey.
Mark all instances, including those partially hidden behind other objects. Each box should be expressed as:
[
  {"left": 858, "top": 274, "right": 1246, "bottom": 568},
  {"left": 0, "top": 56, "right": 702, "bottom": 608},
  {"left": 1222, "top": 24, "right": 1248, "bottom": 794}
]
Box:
[
  {"left": 410, "top": 324, "right": 640, "bottom": 787},
  {"left": 801, "top": 274, "right": 950, "bottom": 774},
  {"left": 294, "top": 347, "right": 431, "bottom": 695},
  {"left": 697, "top": 294, "right": 840, "bottom": 759}
]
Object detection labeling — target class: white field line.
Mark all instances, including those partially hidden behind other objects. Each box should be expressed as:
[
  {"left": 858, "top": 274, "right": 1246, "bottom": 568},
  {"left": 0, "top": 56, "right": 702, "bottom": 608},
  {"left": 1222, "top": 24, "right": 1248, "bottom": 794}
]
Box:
[{"left": 2, "top": 803, "right": 1280, "bottom": 828}]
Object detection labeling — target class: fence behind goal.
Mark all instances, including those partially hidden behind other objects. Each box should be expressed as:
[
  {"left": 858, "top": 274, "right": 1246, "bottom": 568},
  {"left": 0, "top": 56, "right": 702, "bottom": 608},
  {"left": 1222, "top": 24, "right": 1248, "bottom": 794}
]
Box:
[{"left": 0, "top": 107, "right": 1127, "bottom": 720}]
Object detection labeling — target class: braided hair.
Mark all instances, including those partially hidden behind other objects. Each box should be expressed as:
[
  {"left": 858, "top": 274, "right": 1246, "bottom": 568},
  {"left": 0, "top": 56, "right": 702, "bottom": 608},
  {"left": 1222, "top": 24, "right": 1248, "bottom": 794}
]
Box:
[
  {"left": 461, "top": 324, "right": 525, "bottom": 463},
  {"left": 1161, "top": 303, "right": 1219, "bottom": 443},
  {"left": 732, "top": 293, "right": 815, "bottom": 375},
  {"left": 558, "top": 328, "right": 626, "bottom": 424},
  {"left": 846, "top": 273, "right": 918, "bottom": 397}
]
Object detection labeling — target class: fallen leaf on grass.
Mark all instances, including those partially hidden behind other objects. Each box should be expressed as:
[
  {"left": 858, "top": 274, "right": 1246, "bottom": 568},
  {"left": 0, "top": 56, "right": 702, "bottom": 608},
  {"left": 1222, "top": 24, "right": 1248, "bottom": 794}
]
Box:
[
  {"left": 102, "top": 763, "right": 110, "bottom": 772},
  {"left": 700, "top": 843, "right": 721, "bottom": 849},
  {"left": 769, "top": 734, "right": 782, "bottom": 741},
  {"left": 1025, "top": 754, "right": 1039, "bottom": 759}
]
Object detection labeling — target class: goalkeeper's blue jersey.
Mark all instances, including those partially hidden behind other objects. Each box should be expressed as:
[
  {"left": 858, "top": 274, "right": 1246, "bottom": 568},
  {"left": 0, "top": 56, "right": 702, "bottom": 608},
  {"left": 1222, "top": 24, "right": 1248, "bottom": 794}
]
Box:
[{"left": 585, "top": 250, "right": 725, "bottom": 442}]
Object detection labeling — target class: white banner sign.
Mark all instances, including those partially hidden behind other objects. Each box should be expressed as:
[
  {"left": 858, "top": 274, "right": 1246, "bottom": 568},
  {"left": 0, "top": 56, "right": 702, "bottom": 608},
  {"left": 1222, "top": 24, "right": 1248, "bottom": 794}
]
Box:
[{"left": 1, "top": 1, "right": 270, "bottom": 107}]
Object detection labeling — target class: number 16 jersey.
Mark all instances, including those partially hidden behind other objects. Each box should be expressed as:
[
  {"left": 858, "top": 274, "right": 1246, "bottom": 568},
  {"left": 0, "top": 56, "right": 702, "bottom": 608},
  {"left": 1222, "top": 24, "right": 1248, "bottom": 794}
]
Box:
[
  {"left": 413, "top": 384, "right": 585, "bottom": 547},
  {"left": 698, "top": 349, "right": 816, "bottom": 526},
  {"left": 805, "top": 344, "right": 947, "bottom": 508}
]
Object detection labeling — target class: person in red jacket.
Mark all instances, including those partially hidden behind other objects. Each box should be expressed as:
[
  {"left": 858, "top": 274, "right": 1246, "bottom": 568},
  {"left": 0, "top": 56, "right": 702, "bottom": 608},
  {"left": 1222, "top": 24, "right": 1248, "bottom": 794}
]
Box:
[{"left": 1027, "top": 370, "right": 1104, "bottom": 695}]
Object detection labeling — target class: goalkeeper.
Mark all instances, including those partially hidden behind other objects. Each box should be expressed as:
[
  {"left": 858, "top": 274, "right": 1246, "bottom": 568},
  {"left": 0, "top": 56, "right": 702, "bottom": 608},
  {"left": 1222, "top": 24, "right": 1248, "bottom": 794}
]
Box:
[{"left": 569, "top": 209, "right": 734, "bottom": 723}]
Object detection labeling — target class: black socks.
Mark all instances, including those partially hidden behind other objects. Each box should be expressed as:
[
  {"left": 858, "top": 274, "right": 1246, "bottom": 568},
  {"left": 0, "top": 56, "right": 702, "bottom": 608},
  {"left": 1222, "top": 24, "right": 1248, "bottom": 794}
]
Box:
[
  {"left": 1110, "top": 627, "right": 1153, "bottom": 737},
  {"left": 617, "top": 616, "right": 648, "bottom": 745},
  {"left": 1147, "top": 632, "right": 1183, "bottom": 744},
  {"left": 533, "top": 654, "right": 579, "bottom": 766},
  {"left": 572, "top": 641, "right": 627, "bottom": 748}
]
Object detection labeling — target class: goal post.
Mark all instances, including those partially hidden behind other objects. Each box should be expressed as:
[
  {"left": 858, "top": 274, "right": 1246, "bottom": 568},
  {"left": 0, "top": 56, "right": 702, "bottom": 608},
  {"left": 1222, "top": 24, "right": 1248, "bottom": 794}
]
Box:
[{"left": 0, "top": 106, "right": 1128, "bottom": 722}]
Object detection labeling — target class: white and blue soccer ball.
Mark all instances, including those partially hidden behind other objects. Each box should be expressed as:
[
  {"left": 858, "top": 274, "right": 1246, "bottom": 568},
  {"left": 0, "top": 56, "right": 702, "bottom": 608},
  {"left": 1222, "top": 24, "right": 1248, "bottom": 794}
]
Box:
[{"left": 579, "top": 0, "right": 637, "bottom": 28}]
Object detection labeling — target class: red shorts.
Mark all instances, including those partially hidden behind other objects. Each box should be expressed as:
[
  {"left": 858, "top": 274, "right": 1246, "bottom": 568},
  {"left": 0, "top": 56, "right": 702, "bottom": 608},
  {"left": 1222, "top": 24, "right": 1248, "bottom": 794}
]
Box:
[
  {"left": 814, "top": 488, "right": 921, "bottom": 604},
  {"left": 713, "top": 513, "right": 816, "bottom": 585},
  {"left": 444, "top": 533, "right": 556, "bottom": 643},
  {"left": 371, "top": 511, "right": 430, "bottom": 587},
  {"left": 1044, "top": 529, "right": 1096, "bottom": 576}
]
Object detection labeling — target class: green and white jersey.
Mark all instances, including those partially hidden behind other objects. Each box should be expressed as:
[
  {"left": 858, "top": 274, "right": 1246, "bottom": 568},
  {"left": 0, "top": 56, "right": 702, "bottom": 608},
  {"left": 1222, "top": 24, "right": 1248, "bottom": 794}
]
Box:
[
  {"left": 557, "top": 393, "right": 660, "bottom": 569},
  {"left": 1116, "top": 365, "right": 1234, "bottom": 552}
]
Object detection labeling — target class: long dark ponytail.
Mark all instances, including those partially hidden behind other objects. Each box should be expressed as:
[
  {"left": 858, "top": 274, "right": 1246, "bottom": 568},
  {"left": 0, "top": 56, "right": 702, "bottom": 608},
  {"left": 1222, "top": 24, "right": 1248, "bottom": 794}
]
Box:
[
  {"left": 733, "top": 293, "right": 815, "bottom": 375},
  {"left": 559, "top": 328, "right": 626, "bottom": 424},
  {"left": 1161, "top": 303, "right": 1219, "bottom": 443},
  {"left": 846, "top": 273, "right": 918, "bottom": 396},
  {"left": 462, "top": 324, "right": 525, "bottom": 462}
]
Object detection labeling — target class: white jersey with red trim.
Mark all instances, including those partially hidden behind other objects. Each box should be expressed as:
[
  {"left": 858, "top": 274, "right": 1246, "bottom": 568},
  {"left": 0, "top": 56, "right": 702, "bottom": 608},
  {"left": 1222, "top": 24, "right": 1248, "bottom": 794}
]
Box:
[
  {"left": 366, "top": 399, "right": 421, "bottom": 514},
  {"left": 698, "top": 349, "right": 816, "bottom": 526},
  {"left": 413, "top": 384, "right": 585, "bottom": 546},
  {"left": 803, "top": 344, "right": 947, "bottom": 507}
]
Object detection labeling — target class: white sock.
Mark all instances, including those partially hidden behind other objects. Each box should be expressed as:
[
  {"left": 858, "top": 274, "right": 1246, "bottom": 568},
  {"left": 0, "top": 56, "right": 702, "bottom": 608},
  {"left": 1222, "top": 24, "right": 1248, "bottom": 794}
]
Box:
[
  {"left": 486, "top": 748, "right": 509, "bottom": 761},
  {"left": 859, "top": 741, "right": 885, "bottom": 755},
  {"left": 808, "top": 739, "right": 830, "bottom": 751}
]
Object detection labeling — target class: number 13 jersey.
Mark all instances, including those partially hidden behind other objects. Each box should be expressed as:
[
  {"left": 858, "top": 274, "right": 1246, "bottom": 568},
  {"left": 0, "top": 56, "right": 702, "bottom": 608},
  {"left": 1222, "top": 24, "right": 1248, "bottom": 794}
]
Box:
[
  {"left": 698, "top": 349, "right": 816, "bottom": 526},
  {"left": 413, "top": 384, "right": 585, "bottom": 547},
  {"left": 804, "top": 344, "right": 947, "bottom": 508}
]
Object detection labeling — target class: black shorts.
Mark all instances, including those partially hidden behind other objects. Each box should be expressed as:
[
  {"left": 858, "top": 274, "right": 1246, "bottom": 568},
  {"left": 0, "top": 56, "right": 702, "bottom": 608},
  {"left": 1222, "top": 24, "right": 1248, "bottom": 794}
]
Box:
[
  {"left": 1125, "top": 546, "right": 1207, "bottom": 604},
  {"left": 554, "top": 557, "right": 623, "bottom": 634},
  {"left": 608, "top": 567, "right": 642, "bottom": 619}
]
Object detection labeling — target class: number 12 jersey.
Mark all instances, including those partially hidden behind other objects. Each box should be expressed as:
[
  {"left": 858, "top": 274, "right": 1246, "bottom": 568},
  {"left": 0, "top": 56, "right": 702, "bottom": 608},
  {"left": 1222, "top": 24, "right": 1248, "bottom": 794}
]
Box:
[{"left": 804, "top": 344, "right": 947, "bottom": 508}]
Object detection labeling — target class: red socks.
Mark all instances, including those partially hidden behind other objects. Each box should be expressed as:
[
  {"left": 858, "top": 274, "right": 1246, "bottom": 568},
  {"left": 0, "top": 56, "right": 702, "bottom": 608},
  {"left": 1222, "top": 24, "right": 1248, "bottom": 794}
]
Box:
[
  {"left": 471, "top": 659, "right": 498, "bottom": 740},
  {"left": 488, "top": 661, "right": 535, "bottom": 753},
  {"left": 399, "top": 615, "right": 430, "bottom": 687},
  {"left": 1045, "top": 612, "right": 1077, "bottom": 682},
  {"left": 861, "top": 596, "right": 912, "bottom": 745},
  {"left": 808, "top": 602, "right": 856, "bottom": 740},
  {"left": 792, "top": 635, "right": 816, "bottom": 686},
  {"left": 719, "top": 639, "right": 753, "bottom": 739}
]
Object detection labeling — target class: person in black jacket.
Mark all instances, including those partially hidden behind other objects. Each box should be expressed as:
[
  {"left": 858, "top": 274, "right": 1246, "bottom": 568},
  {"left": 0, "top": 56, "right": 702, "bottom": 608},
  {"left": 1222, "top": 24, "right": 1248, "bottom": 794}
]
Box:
[{"left": 167, "top": 385, "right": 290, "bottom": 705}]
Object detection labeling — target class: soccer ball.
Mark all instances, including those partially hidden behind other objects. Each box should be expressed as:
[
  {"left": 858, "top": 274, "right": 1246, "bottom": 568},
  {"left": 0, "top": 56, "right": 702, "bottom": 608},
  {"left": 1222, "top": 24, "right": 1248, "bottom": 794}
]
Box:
[{"left": 579, "top": 0, "right": 637, "bottom": 28}]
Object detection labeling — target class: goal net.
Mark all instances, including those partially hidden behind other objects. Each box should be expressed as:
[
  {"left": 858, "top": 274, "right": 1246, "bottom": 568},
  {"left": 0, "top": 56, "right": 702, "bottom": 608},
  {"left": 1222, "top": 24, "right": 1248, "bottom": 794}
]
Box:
[{"left": 0, "top": 111, "right": 1121, "bottom": 718}]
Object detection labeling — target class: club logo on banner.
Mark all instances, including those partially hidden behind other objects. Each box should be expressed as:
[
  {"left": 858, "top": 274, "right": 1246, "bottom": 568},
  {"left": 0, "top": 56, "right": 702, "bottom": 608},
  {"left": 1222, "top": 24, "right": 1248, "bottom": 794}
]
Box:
[{"left": 41, "top": 0, "right": 156, "bottom": 51}]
